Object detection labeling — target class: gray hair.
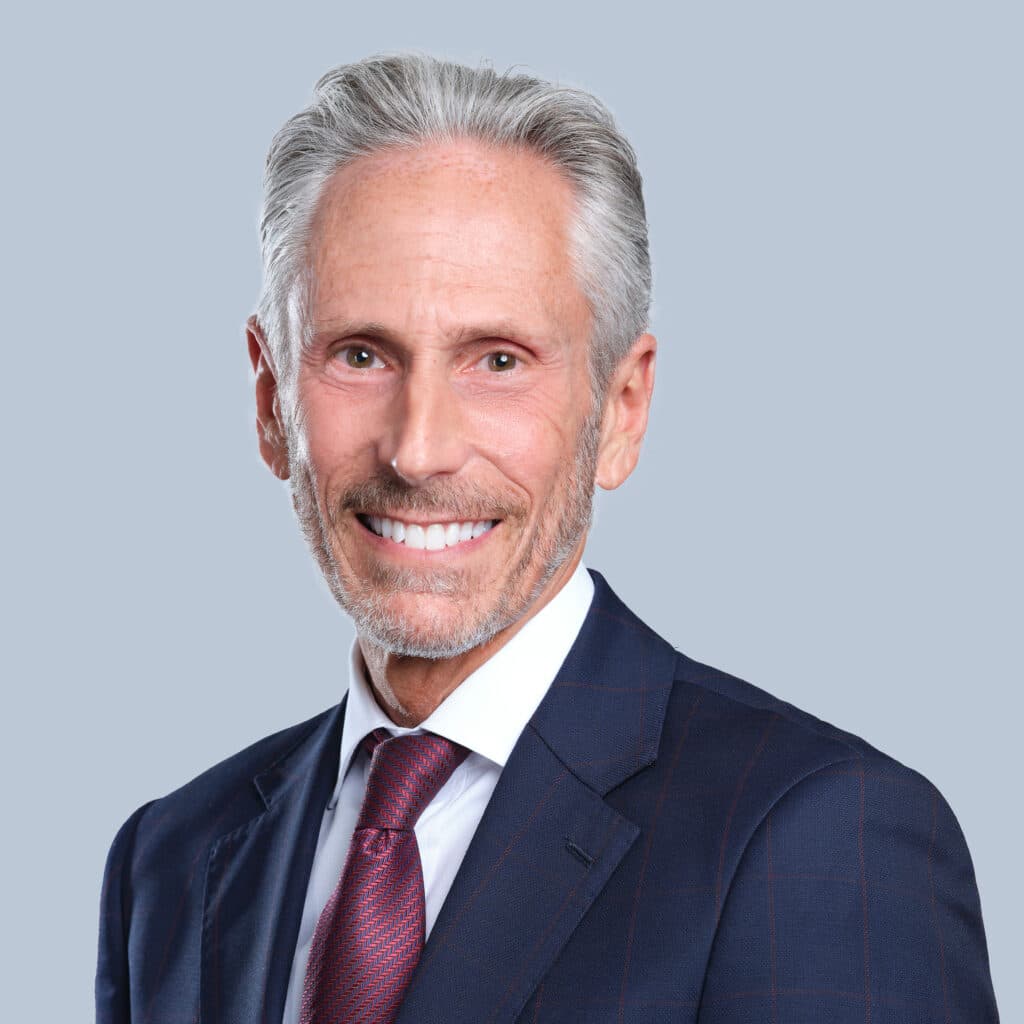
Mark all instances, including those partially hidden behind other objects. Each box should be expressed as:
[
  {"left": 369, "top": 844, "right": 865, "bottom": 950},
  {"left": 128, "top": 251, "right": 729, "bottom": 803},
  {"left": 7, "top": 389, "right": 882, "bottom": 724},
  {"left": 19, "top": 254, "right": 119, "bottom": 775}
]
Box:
[{"left": 255, "top": 53, "right": 651, "bottom": 417}]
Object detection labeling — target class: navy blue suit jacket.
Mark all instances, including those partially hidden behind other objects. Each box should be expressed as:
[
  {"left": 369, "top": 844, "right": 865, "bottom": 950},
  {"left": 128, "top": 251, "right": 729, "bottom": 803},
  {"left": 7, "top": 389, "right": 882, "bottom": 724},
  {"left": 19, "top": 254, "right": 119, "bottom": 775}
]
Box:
[{"left": 97, "top": 571, "right": 999, "bottom": 1022}]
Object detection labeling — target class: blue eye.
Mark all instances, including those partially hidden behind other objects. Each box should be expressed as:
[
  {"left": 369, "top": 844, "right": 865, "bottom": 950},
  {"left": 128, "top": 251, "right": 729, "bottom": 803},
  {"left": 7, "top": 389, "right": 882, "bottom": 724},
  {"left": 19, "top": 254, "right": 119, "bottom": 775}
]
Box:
[{"left": 487, "top": 352, "right": 517, "bottom": 372}]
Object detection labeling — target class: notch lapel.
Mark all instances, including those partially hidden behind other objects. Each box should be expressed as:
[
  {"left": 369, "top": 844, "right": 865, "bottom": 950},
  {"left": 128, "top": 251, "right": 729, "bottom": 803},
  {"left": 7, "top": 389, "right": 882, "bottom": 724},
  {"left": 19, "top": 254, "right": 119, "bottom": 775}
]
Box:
[
  {"left": 396, "top": 571, "right": 678, "bottom": 1024},
  {"left": 200, "top": 701, "right": 344, "bottom": 1024}
]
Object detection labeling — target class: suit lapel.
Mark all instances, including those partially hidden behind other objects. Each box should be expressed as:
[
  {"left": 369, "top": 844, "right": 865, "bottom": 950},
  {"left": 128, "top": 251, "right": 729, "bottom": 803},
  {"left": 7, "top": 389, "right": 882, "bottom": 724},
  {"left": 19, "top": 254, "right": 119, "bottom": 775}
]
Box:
[
  {"left": 396, "top": 571, "right": 678, "bottom": 1024},
  {"left": 200, "top": 700, "right": 344, "bottom": 1024}
]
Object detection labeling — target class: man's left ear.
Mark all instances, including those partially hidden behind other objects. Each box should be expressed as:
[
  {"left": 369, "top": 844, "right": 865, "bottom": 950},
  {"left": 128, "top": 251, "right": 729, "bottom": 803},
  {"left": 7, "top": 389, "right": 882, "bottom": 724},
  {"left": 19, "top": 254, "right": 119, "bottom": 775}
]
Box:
[{"left": 595, "top": 333, "right": 657, "bottom": 490}]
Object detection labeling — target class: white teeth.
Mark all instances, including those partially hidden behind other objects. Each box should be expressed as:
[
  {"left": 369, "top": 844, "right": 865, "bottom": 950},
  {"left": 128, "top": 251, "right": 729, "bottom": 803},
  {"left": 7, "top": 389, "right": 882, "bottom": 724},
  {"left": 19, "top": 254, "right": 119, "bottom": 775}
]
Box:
[{"left": 364, "top": 516, "right": 495, "bottom": 548}]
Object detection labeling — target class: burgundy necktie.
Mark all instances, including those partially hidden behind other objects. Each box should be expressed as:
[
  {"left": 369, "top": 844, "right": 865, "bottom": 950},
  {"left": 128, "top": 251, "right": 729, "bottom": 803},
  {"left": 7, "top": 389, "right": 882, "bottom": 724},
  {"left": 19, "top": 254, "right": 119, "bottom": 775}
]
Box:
[{"left": 299, "top": 728, "right": 470, "bottom": 1024}]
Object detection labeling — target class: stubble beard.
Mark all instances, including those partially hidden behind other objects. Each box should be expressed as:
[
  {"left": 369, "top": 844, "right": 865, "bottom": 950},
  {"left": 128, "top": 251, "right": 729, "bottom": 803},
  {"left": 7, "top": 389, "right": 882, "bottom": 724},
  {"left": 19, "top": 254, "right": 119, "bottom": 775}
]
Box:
[{"left": 286, "top": 409, "right": 601, "bottom": 659}]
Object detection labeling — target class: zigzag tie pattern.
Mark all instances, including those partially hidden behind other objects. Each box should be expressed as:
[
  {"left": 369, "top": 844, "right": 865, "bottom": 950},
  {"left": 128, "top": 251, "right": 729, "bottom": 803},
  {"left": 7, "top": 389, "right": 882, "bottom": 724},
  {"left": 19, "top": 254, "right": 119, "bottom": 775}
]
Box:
[{"left": 299, "top": 728, "right": 470, "bottom": 1024}]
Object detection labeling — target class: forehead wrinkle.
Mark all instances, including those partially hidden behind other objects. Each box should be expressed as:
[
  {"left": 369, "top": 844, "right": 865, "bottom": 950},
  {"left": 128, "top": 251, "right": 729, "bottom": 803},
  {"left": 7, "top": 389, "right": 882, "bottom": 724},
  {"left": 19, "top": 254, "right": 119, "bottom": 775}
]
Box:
[
  {"left": 312, "top": 233, "right": 560, "bottom": 306},
  {"left": 316, "top": 227, "right": 560, "bottom": 289},
  {"left": 313, "top": 252, "right": 576, "bottom": 348}
]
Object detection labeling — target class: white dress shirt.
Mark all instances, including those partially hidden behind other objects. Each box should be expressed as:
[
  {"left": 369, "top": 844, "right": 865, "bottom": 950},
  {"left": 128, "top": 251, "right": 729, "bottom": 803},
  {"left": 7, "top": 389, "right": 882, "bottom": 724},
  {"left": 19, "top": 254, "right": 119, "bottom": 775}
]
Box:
[{"left": 282, "top": 562, "right": 595, "bottom": 1024}]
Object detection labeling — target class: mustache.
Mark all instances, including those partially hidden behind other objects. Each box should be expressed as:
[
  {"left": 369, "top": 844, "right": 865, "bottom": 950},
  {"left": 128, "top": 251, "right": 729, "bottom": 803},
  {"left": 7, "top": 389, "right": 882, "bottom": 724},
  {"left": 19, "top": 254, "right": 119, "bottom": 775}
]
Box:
[{"left": 338, "top": 476, "right": 525, "bottom": 522}]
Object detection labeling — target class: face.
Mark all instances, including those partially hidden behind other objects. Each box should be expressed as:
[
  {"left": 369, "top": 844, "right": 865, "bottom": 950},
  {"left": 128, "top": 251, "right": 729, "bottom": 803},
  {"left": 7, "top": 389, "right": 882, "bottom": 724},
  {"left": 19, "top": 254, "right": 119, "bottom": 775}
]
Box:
[{"left": 256, "top": 141, "right": 630, "bottom": 658}]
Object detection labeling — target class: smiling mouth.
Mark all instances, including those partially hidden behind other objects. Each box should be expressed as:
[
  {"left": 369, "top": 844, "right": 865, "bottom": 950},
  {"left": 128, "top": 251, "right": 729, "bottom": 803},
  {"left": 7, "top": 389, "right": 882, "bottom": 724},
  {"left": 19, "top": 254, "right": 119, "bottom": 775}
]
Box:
[{"left": 356, "top": 513, "right": 498, "bottom": 551}]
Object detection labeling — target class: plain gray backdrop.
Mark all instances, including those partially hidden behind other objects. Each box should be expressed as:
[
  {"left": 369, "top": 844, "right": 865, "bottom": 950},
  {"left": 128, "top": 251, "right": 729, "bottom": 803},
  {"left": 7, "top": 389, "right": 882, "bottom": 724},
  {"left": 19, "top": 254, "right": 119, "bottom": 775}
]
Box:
[{"left": 3, "top": 1, "right": 1018, "bottom": 1019}]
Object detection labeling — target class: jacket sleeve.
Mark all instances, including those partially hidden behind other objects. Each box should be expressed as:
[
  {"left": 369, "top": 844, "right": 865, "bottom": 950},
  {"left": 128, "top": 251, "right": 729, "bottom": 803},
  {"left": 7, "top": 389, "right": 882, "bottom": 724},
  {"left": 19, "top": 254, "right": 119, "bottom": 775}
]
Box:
[
  {"left": 697, "top": 758, "right": 999, "bottom": 1022},
  {"left": 95, "top": 802, "right": 153, "bottom": 1024}
]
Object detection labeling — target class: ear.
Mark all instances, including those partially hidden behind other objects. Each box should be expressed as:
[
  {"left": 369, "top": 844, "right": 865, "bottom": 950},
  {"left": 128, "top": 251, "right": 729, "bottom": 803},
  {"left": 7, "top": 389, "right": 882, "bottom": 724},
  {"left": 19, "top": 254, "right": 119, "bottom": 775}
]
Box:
[
  {"left": 595, "top": 332, "right": 657, "bottom": 491},
  {"left": 246, "top": 315, "right": 290, "bottom": 480}
]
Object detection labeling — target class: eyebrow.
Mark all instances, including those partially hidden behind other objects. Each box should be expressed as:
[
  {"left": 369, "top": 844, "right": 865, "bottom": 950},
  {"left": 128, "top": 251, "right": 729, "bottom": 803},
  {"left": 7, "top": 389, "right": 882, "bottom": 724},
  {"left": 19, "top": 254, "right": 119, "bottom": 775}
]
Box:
[
  {"left": 311, "top": 318, "right": 389, "bottom": 341},
  {"left": 310, "top": 317, "right": 539, "bottom": 348}
]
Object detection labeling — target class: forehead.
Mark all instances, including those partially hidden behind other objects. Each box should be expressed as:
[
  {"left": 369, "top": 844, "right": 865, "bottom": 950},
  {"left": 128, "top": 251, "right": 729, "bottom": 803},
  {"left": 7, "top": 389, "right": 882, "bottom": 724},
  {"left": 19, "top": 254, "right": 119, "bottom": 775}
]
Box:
[{"left": 306, "top": 140, "right": 591, "bottom": 340}]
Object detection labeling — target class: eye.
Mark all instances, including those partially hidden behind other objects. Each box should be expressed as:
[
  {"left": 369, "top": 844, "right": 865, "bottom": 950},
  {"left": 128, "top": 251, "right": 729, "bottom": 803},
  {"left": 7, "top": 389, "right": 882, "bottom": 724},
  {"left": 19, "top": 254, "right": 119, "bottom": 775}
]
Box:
[
  {"left": 337, "top": 345, "right": 383, "bottom": 370},
  {"left": 486, "top": 351, "right": 517, "bottom": 372}
]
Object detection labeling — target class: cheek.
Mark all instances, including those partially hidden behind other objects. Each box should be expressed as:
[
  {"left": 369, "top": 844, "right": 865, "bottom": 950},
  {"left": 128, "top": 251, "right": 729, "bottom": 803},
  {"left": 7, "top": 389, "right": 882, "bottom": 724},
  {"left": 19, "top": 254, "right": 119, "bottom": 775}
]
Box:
[
  {"left": 467, "top": 389, "right": 581, "bottom": 494},
  {"left": 299, "top": 388, "right": 382, "bottom": 469}
]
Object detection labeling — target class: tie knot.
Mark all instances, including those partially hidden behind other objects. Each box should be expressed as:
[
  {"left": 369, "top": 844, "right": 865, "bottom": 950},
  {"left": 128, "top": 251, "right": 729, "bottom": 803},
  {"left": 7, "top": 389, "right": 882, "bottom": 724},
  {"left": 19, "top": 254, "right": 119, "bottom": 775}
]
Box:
[{"left": 356, "top": 728, "right": 470, "bottom": 831}]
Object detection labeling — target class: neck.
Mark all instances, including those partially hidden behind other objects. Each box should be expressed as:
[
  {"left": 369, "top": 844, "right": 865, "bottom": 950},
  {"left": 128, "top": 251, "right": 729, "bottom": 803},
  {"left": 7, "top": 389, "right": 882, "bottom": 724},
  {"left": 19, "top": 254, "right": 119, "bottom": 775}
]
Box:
[{"left": 358, "top": 550, "right": 584, "bottom": 727}]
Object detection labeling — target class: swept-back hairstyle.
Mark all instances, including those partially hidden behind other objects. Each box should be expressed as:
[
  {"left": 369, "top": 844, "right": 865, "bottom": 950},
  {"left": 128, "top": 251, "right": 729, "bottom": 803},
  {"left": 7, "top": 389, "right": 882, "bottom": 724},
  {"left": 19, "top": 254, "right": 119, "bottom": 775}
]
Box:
[{"left": 256, "top": 53, "right": 650, "bottom": 413}]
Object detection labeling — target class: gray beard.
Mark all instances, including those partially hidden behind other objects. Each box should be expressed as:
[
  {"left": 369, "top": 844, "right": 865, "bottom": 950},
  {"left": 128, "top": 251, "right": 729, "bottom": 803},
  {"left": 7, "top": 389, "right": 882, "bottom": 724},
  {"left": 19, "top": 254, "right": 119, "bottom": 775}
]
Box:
[{"left": 287, "top": 406, "right": 601, "bottom": 660}]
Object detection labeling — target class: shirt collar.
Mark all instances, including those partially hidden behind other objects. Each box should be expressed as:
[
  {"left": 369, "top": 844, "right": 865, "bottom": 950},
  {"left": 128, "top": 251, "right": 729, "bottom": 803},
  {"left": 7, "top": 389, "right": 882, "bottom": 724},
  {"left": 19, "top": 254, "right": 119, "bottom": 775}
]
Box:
[{"left": 332, "top": 561, "right": 595, "bottom": 796}]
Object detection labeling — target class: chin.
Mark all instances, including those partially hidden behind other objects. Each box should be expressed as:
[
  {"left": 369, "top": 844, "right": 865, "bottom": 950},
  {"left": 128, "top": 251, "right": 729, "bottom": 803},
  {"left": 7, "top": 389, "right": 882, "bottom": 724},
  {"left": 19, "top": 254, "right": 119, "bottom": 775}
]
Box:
[
  {"left": 350, "top": 601, "right": 510, "bottom": 660},
  {"left": 323, "top": 576, "right": 504, "bottom": 658}
]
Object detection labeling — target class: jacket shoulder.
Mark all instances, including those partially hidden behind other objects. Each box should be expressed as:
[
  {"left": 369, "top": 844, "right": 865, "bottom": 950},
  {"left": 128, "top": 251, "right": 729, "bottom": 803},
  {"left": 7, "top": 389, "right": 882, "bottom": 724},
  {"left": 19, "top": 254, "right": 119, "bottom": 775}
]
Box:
[
  {"left": 660, "top": 648, "right": 963, "bottom": 886},
  {"left": 122, "top": 705, "right": 337, "bottom": 867},
  {"left": 674, "top": 648, "right": 880, "bottom": 760}
]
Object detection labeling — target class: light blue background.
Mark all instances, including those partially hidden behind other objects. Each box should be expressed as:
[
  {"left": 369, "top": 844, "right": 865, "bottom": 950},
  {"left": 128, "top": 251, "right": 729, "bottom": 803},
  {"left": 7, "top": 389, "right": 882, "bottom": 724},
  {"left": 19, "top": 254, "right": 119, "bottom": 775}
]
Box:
[{"left": 3, "top": 1, "right": 1018, "bottom": 1018}]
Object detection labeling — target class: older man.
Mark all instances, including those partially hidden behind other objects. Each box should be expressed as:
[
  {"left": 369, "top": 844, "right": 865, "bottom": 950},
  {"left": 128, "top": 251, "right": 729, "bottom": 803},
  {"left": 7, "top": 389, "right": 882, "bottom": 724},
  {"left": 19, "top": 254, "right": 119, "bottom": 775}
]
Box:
[{"left": 96, "top": 56, "right": 999, "bottom": 1023}]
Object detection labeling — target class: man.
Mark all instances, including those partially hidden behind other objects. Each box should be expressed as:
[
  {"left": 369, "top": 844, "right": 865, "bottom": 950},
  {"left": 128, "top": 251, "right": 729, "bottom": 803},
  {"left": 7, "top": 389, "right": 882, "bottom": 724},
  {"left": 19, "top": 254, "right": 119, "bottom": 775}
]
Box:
[{"left": 96, "top": 54, "right": 999, "bottom": 1023}]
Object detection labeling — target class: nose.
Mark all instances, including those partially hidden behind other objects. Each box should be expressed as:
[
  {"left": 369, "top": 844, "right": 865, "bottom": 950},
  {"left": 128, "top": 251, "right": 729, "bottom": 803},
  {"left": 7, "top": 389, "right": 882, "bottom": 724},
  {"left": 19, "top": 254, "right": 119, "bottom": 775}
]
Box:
[{"left": 379, "top": 364, "right": 471, "bottom": 485}]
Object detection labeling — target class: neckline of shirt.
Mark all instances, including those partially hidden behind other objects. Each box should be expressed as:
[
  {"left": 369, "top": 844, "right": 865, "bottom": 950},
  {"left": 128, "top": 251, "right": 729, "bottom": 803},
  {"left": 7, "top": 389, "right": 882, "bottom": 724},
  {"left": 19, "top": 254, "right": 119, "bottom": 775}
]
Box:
[{"left": 330, "top": 561, "right": 595, "bottom": 802}]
